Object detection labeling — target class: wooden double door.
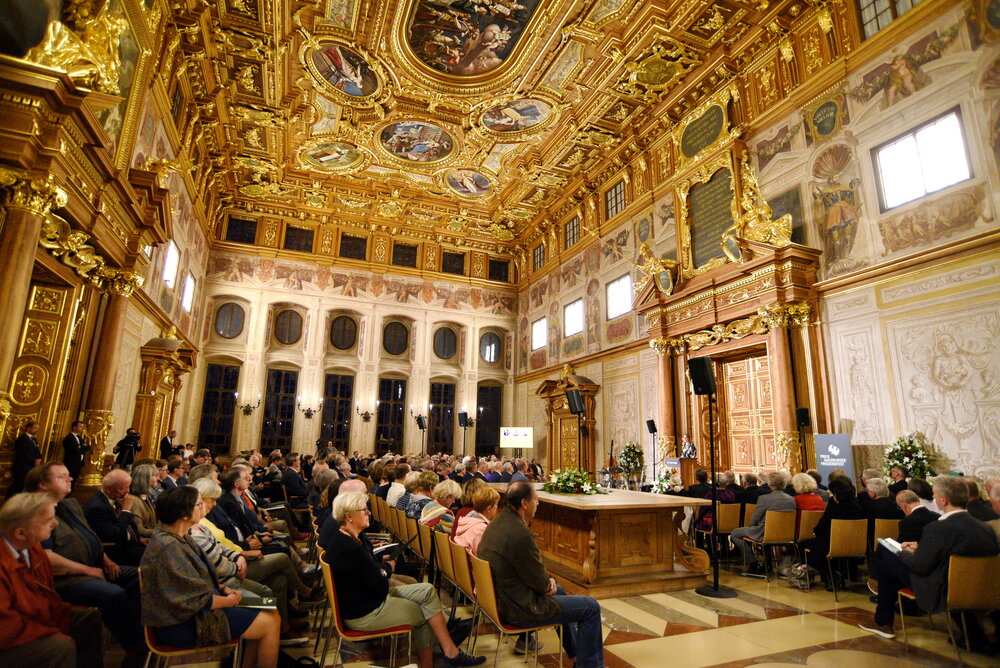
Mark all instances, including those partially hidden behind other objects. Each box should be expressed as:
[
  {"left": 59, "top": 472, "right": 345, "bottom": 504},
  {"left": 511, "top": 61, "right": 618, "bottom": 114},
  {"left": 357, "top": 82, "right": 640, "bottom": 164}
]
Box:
[{"left": 719, "top": 353, "right": 776, "bottom": 474}]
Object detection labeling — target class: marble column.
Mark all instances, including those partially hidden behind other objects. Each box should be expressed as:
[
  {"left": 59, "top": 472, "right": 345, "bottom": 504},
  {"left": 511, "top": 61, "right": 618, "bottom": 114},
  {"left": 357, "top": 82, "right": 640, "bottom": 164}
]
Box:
[
  {"left": 79, "top": 272, "right": 142, "bottom": 486},
  {"left": 0, "top": 170, "right": 67, "bottom": 442}
]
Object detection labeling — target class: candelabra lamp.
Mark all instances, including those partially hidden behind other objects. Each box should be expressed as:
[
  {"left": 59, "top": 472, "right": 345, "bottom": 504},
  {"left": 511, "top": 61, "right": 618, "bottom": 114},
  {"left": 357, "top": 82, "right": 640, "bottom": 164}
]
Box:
[
  {"left": 235, "top": 392, "right": 260, "bottom": 416},
  {"left": 297, "top": 398, "right": 323, "bottom": 419}
]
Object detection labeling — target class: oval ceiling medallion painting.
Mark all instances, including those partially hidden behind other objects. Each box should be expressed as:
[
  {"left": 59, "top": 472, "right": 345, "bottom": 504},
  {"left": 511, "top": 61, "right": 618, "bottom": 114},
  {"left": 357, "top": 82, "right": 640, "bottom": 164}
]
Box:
[
  {"left": 481, "top": 98, "right": 552, "bottom": 135},
  {"left": 446, "top": 169, "right": 491, "bottom": 198},
  {"left": 378, "top": 121, "right": 455, "bottom": 164},
  {"left": 406, "top": 0, "right": 542, "bottom": 76},
  {"left": 299, "top": 140, "right": 363, "bottom": 172},
  {"left": 307, "top": 42, "right": 380, "bottom": 99}
]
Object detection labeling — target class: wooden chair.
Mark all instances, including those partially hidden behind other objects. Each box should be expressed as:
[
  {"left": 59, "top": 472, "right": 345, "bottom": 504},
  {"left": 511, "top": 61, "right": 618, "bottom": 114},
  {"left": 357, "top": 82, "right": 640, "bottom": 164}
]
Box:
[
  {"left": 744, "top": 510, "right": 797, "bottom": 579},
  {"left": 805, "top": 518, "right": 867, "bottom": 600},
  {"left": 317, "top": 555, "right": 413, "bottom": 668},
  {"left": 357, "top": 475, "right": 374, "bottom": 491},
  {"left": 138, "top": 569, "right": 243, "bottom": 668},
  {"left": 741, "top": 503, "right": 756, "bottom": 527},
  {"left": 796, "top": 510, "right": 825, "bottom": 542},
  {"left": 448, "top": 539, "right": 481, "bottom": 652},
  {"left": 416, "top": 521, "right": 434, "bottom": 578},
  {"left": 469, "top": 554, "right": 562, "bottom": 668},
  {"left": 899, "top": 554, "right": 1000, "bottom": 666},
  {"left": 695, "top": 503, "right": 741, "bottom": 562},
  {"left": 432, "top": 529, "right": 458, "bottom": 598},
  {"left": 873, "top": 518, "right": 901, "bottom": 543}
]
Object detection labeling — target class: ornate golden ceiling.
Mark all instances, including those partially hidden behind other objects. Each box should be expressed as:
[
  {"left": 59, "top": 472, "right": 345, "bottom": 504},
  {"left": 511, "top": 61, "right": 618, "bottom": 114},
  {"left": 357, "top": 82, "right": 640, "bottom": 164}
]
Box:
[{"left": 156, "top": 0, "right": 839, "bottom": 250}]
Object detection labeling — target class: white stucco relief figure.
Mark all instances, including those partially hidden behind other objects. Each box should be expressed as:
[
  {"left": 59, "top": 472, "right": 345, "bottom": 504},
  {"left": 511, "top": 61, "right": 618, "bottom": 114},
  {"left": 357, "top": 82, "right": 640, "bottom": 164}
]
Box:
[
  {"left": 897, "top": 312, "right": 1000, "bottom": 473},
  {"left": 844, "top": 334, "right": 881, "bottom": 444}
]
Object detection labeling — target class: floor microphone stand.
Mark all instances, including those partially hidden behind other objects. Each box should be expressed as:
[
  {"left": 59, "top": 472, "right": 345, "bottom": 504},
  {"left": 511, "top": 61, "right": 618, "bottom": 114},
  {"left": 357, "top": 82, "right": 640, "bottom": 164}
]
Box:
[{"left": 696, "top": 393, "right": 737, "bottom": 599}]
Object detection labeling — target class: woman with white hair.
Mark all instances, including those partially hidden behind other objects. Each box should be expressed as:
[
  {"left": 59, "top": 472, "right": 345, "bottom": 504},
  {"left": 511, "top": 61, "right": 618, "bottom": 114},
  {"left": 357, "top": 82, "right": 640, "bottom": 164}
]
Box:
[
  {"left": 791, "top": 472, "right": 825, "bottom": 515},
  {"left": 420, "top": 479, "right": 461, "bottom": 533},
  {"left": 127, "top": 463, "right": 158, "bottom": 538},
  {"left": 324, "top": 492, "right": 484, "bottom": 668}
]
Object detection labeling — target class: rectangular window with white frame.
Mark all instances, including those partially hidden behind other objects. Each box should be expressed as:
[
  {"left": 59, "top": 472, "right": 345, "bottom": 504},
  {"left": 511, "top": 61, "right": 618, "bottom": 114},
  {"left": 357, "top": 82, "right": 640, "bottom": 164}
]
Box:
[
  {"left": 532, "top": 243, "right": 545, "bottom": 272},
  {"left": 163, "top": 241, "right": 180, "bottom": 290},
  {"left": 564, "top": 216, "right": 580, "bottom": 249},
  {"left": 564, "top": 299, "right": 584, "bottom": 337},
  {"left": 873, "top": 108, "right": 971, "bottom": 212},
  {"left": 181, "top": 273, "right": 195, "bottom": 312},
  {"left": 605, "top": 180, "right": 625, "bottom": 220},
  {"left": 606, "top": 273, "right": 632, "bottom": 320},
  {"left": 531, "top": 317, "right": 547, "bottom": 350}
]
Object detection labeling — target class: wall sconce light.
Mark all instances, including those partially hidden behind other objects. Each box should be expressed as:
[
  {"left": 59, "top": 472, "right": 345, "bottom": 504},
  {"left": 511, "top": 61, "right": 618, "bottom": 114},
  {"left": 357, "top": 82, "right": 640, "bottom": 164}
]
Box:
[
  {"left": 297, "top": 396, "right": 323, "bottom": 419},
  {"left": 355, "top": 402, "right": 373, "bottom": 422},
  {"left": 235, "top": 392, "right": 260, "bottom": 416}
]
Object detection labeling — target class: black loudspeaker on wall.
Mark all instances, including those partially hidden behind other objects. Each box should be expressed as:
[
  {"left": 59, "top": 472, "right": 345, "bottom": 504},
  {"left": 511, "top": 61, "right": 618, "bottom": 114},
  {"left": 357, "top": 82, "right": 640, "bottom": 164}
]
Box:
[
  {"left": 416, "top": 415, "right": 427, "bottom": 430},
  {"left": 687, "top": 356, "right": 717, "bottom": 396},
  {"left": 566, "top": 389, "right": 586, "bottom": 415},
  {"left": 458, "top": 412, "right": 468, "bottom": 428},
  {"left": 646, "top": 419, "right": 657, "bottom": 434},
  {"left": 796, "top": 407, "right": 811, "bottom": 428}
]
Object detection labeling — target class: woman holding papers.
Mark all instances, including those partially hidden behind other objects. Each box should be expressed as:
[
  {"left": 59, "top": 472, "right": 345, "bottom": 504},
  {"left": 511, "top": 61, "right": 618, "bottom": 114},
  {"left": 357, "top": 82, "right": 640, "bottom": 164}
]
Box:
[{"left": 324, "top": 491, "right": 485, "bottom": 668}]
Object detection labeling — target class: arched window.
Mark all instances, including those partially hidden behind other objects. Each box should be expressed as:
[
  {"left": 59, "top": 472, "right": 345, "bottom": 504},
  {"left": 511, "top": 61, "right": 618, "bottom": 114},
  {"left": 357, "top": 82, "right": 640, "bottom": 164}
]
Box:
[
  {"left": 480, "top": 332, "right": 501, "bottom": 363},
  {"left": 273, "top": 310, "right": 303, "bottom": 345},
  {"left": 330, "top": 315, "right": 358, "bottom": 350},
  {"left": 382, "top": 321, "right": 409, "bottom": 355},
  {"left": 214, "top": 303, "right": 245, "bottom": 339},
  {"left": 433, "top": 327, "right": 457, "bottom": 360}
]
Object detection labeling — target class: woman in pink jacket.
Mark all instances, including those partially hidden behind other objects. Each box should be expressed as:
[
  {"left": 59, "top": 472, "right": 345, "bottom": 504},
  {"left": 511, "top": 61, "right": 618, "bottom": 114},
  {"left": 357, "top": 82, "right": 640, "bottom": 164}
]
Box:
[{"left": 452, "top": 488, "right": 500, "bottom": 556}]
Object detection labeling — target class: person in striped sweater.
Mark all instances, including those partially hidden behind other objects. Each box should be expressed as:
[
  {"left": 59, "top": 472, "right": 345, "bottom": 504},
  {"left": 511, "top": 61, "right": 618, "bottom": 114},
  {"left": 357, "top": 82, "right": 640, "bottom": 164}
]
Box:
[{"left": 420, "top": 479, "right": 462, "bottom": 534}]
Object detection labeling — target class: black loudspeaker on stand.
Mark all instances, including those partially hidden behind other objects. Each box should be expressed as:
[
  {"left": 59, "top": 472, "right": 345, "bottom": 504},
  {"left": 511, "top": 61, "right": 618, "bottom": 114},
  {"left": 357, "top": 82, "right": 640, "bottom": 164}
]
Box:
[
  {"left": 796, "top": 407, "right": 810, "bottom": 471},
  {"left": 566, "top": 389, "right": 585, "bottom": 468},
  {"left": 689, "top": 356, "right": 737, "bottom": 599},
  {"left": 646, "top": 420, "right": 657, "bottom": 481}
]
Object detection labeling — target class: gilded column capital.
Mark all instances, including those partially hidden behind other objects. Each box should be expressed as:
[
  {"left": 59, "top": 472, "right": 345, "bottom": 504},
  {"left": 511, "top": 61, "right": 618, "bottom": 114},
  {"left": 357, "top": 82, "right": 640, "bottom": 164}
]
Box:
[
  {"left": 757, "top": 301, "right": 812, "bottom": 329},
  {"left": 100, "top": 268, "right": 145, "bottom": 297},
  {"left": 649, "top": 336, "right": 671, "bottom": 357},
  {"left": 0, "top": 168, "right": 68, "bottom": 217}
]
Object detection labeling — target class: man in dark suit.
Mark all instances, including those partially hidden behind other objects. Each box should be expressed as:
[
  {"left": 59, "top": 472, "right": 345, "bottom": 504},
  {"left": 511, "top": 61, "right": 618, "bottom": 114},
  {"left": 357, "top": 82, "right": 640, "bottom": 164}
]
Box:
[
  {"left": 721, "top": 470, "right": 743, "bottom": 501},
  {"left": 479, "top": 482, "right": 603, "bottom": 662},
  {"left": 965, "top": 478, "right": 1000, "bottom": 522},
  {"left": 860, "top": 477, "right": 999, "bottom": 639},
  {"left": 282, "top": 453, "right": 309, "bottom": 506},
  {"left": 158, "top": 430, "right": 178, "bottom": 460},
  {"left": 860, "top": 477, "right": 905, "bottom": 543},
  {"left": 896, "top": 490, "right": 940, "bottom": 543},
  {"left": 159, "top": 460, "right": 183, "bottom": 490},
  {"left": 83, "top": 469, "right": 145, "bottom": 565},
  {"left": 499, "top": 462, "right": 514, "bottom": 483},
  {"left": 10, "top": 420, "right": 42, "bottom": 493},
  {"left": 739, "top": 472, "right": 767, "bottom": 504},
  {"left": 684, "top": 468, "right": 712, "bottom": 499},
  {"left": 61, "top": 421, "right": 89, "bottom": 484},
  {"left": 730, "top": 472, "right": 797, "bottom": 575},
  {"left": 112, "top": 428, "right": 141, "bottom": 470},
  {"left": 888, "top": 465, "right": 909, "bottom": 497}
]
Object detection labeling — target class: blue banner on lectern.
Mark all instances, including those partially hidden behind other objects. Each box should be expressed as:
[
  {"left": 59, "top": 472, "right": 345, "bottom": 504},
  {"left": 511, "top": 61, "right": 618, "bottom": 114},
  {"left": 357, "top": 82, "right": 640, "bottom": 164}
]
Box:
[{"left": 814, "top": 434, "right": 853, "bottom": 482}]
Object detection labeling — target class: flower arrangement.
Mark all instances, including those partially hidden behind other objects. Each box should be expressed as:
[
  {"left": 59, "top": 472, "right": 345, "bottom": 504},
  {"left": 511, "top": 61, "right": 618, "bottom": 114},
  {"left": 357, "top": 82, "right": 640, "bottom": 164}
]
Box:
[
  {"left": 543, "top": 468, "right": 607, "bottom": 495},
  {"left": 619, "top": 442, "right": 644, "bottom": 479},
  {"left": 651, "top": 468, "right": 683, "bottom": 494},
  {"left": 884, "top": 431, "right": 936, "bottom": 480}
]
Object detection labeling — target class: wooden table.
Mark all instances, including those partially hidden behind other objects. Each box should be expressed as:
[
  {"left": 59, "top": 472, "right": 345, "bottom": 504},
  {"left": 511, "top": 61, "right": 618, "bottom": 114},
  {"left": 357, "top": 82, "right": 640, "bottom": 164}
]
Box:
[{"left": 528, "top": 488, "right": 711, "bottom": 598}]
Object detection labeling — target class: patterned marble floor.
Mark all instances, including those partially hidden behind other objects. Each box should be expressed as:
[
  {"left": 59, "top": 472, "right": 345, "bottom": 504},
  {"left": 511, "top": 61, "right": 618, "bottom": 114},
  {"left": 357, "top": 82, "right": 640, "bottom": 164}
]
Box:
[{"left": 271, "top": 571, "right": 998, "bottom": 668}]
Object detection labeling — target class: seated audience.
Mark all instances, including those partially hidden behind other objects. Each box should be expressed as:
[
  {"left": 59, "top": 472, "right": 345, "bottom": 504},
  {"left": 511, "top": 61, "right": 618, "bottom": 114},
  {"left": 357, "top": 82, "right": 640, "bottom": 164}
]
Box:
[
  {"left": 187, "top": 463, "right": 218, "bottom": 484},
  {"left": 126, "top": 464, "right": 158, "bottom": 538},
  {"left": 791, "top": 473, "right": 826, "bottom": 515},
  {"left": 315, "top": 478, "right": 344, "bottom": 530},
  {"left": 84, "top": 469, "right": 146, "bottom": 565},
  {"left": 395, "top": 470, "right": 421, "bottom": 512},
  {"left": 160, "top": 460, "right": 183, "bottom": 491},
  {"left": 26, "top": 463, "right": 144, "bottom": 665},
  {"left": 965, "top": 478, "right": 1000, "bottom": 522},
  {"left": 730, "top": 472, "right": 796, "bottom": 575},
  {"left": 406, "top": 471, "right": 438, "bottom": 519},
  {"left": 420, "top": 479, "right": 462, "bottom": 533},
  {"left": 451, "top": 478, "right": 488, "bottom": 537},
  {"left": 385, "top": 463, "right": 410, "bottom": 507},
  {"left": 190, "top": 479, "right": 318, "bottom": 646},
  {"left": 857, "top": 468, "right": 882, "bottom": 502},
  {"left": 510, "top": 459, "right": 530, "bottom": 482},
  {"left": 896, "top": 490, "right": 940, "bottom": 543},
  {"left": 860, "top": 477, "right": 905, "bottom": 542},
  {"left": 499, "top": 462, "right": 514, "bottom": 483},
  {"left": 908, "top": 478, "right": 941, "bottom": 514},
  {"left": 373, "top": 463, "right": 394, "bottom": 500},
  {"left": 860, "top": 477, "right": 999, "bottom": 639},
  {"left": 141, "top": 487, "right": 281, "bottom": 666},
  {"left": 307, "top": 468, "right": 337, "bottom": 512},
  {"left": 0, "top": 492, "right": 103, "bottom": 668},
  {"left": 989, "top": 484, "right": 1000, "bottom": 543},
  {"left": 684, "top": 468, "right": 711, "bottom": 499},
  {"left": 453, "top": 487, "right": 501, "bottom": 557},
  {"left": 281, "top": 454, "right": 308, "bottom": 507},
  {"left": 739, "top": 472, "right": 766, "bottom": 504},
  {"left": 807, "top": 469, "right": 831, "bottom": 502},
  {"left": 449, "top": 463, "right": 467, "bottom": 484},
  {"left": 324, "top": 491, "right": 484, "bottom": 667},
  {"left": 479, "top": 482, "right": 603, "bottom": 668},
  {"left": 485, "top": 462, "right": 502, "bottom": 483},
  {"left": 888, "top": 465, "right": 909, "bottom": 496},
  {"left": 721, "top": 471, "right": 743, "bottom": 502},
  {"left": 796, "top": 478, "right": 866, "bottom": 587}
]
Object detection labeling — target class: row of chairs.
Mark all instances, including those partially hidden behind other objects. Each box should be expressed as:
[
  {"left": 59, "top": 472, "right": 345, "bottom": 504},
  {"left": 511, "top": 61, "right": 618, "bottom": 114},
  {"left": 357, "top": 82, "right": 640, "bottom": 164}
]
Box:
[{"left": 370, "top": 493, "right": 560, "bottom": 668}]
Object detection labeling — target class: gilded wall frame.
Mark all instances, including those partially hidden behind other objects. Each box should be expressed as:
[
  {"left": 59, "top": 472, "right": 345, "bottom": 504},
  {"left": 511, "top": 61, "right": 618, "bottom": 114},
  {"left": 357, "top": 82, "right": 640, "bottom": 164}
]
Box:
[
  {"left": 104, "top": 0, "right": 156, "bottom": 170},
  {"left": 671, "top": 86, "right": 739, "bottom": 172},
  {"left": 676, "top": 152, "right": 738, "bottom": 278}
]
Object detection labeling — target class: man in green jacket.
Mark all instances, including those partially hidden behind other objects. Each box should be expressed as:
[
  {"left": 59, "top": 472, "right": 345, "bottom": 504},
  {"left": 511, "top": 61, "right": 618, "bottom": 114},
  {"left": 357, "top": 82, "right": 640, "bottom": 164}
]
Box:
[{"left": 478, "top": 482, "right": 604, "bottom": 668}]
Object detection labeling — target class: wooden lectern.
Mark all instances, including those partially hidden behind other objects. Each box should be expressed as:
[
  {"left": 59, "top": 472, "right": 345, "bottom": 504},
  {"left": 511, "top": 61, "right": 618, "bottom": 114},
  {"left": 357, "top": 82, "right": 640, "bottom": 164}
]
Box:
[{"left": 536, "top": 368, "right": 598, "bottom": 474}]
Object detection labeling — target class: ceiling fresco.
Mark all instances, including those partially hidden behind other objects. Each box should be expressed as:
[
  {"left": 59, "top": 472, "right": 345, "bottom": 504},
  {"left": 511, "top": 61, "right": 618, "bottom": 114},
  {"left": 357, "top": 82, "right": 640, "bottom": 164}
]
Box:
[{"left": 144, "top": 0, "right": 846, "bottom": 256}]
